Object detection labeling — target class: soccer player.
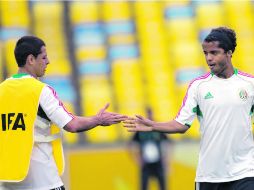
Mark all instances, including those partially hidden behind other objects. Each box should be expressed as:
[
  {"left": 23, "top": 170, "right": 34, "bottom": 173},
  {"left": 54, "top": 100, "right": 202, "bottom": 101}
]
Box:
[
  {"left": 0, "top": 36, "right": 127, "bottom": 190},
  {"left": 124, "top": 27, "right": 254, "bottom": 190}
]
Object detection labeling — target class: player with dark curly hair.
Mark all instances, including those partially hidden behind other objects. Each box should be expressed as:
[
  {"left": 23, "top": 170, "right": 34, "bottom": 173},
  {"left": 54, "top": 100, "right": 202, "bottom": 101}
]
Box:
[{"left": 124, "top": 27, "right": 254, "bottom": 190}]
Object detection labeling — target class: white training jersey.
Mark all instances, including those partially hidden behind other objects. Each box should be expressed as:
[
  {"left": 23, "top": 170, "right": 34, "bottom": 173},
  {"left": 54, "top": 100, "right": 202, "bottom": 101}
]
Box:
[
  {"left": 175, "top": 69, "right": 254, "bottom": 183},
  {"left": 4, "top": 75, "right": 73, "bottom": 190}
]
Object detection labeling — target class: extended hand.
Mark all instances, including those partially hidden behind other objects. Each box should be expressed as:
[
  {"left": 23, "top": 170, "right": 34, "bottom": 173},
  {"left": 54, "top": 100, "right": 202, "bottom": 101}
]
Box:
[
  {"left": 123, "top": 115, "right": 154, "bottom": 132},
  {"left": 95, "top": 103, "right": 128, "bottom": 126}
]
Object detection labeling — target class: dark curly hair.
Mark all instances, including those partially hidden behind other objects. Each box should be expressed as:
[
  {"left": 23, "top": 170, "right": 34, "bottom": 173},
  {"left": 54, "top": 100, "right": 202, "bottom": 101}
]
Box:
[{"left": 204, "top": 27, "right": 237, "bottom": 53}]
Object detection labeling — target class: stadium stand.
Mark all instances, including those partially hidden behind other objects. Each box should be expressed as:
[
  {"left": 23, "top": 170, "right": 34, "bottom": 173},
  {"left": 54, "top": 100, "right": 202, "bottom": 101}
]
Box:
[
  {"left": 2, "top": 2, "right": 254, "bottom": 190},
  {"left": 223, "top": 0, "right": 254, "bottom": 72},
  {"left": 0, "top": 42, "right": 3, "bottom": 81},
  {"left": 102, "top": 1, "right": 146, "bottom": 140},
  {"left": 69, "top": 1, "right": 119, "bottom": 143},
  {"left": 164, "top": 1, "right": 205, "bottom": 140},
  {"left": 1, "top": 0, "right": 254, "bottom": 144},
  {"left": 134, "top": 1, "right": 177, "bottom": 124},
  {"left": 0, "top": 0, "right": 30, "bottom": 77}
]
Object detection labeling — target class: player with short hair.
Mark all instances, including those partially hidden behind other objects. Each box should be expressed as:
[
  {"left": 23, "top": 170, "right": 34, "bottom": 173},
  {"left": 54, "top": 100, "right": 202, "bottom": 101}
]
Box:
[
  {"left": 0, "top": 36, "right": 127, "bottom": 190},
  {"left": 124, "top": 27, "right": 254, "bottom": 190}
]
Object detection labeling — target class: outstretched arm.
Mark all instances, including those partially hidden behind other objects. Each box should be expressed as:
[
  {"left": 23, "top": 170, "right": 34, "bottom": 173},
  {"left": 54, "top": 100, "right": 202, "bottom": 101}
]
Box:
[
  {"left": 64, "top": 103, "right": 127, "bottom": 133},
  {"left": 123, "top": 115, "right": 189, "bottom": 134}
]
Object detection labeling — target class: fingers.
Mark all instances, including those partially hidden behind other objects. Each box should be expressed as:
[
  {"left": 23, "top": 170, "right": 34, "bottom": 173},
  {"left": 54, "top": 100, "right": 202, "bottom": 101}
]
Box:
[
  {"left": 123, "top": 122, "right": 137, "bottom": 132},
  {"left": 99, "top": 114, "right": 129, "bottom": 126},
  {"left": 123, "top": 118, "right": 135, "bottom": 124},
  {"left": 125, "top": 125, "right": 152, "bottom": 132},
  {"left": 135, "top": 115, "right": 144, "bottom": 120},
  {"left": 135, "top": 115, "right": 147, "bottom": 123},
  {"left": 123, "top": 123, "right": 136, "bottom": 128},
  {"left": 109, "top": 114, "right": 128, "bottom": 121},
  {"left": 100, "top": 103, "right": 110, "bottom": 113}
]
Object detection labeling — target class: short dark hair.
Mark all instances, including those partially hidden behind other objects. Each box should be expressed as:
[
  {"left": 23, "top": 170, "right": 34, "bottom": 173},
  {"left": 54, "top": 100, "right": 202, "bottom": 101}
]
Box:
[
  {"left": 14, "top": 36, "right": 45, "bottom": 67},
  {"left": 204, "top": 27, "right": 237, "bottom": 53}
]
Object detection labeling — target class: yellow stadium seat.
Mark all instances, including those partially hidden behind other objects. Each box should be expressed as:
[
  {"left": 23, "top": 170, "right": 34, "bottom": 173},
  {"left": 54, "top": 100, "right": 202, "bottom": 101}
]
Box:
[
  {"left": 146, "top": 80, "right": 177, "bottom": 120},
  {"left": 118, "top": 101, "right": 146, "bottom": 116},
  {"left": 32, "top": 1, "right": 71, "bottom": 77},
  {"left": 223, "top": 0, "right": 253, "bottom": 17},
  {"left": 196, "top": 3, "right": 225, "bottom": 28},
  {"left": 164, "top": 0, "right": 190, "bottom": 7},
  {"left": 79, "top": 75, "right": 119, "bottom": 143},
  {"left": 85, "top": 124, "right": 120, "bottom": 143},
  {"left": 4, "top": 39, "right": 18, "bottom": 77},
  {"left": 237, "top": 56, "right": 254, "bottom": 75},
  {"left": 80, "top": 75, "right": 115, "bottom": 115},
  {"left": 61, "top": 102, "right": 79, "bottom": 145},
  {"left": 134, "top": 1, "right": 163, "bottom": 21},
  {"left": 139, "top": 31, "right": 167, "bottom": 48},
  {"left": 108, "top": 34, "right": 136, "bottom": 45},
  {"left": 111, "top": 59, "right": 143, "bottom": 89},
  {"left": 0, "top": 42, "right": 3, "bottom": 81},
  {"left": 233, "top": 38, "right": 254, "bottom": 72},
  {"left": 0, "top": 1, "right": 30, "bottom": 28},
  {"left": 46, "top": 59, "right": 71, "bottom": 76},
  {"left": 171, "top": 42, "right": 204, "bottom": 67},
  {"left": 166, "top": 19, "right": 198, "bottom": 43},
  {"left": 142, "top": 60, "right": 173, "bottom": 79},
  {"left": 140, "top": 46, "right": 169, "bottom": 62},
  {"left": 110, "top": 59, "right": 146, "bottom": 140},
  {"left": 70, "top": 1, "right": 99, "bottom": 24},
  {"left": 75, "top": 46, "right": 106, "bottom": 61},
  {"left": 149, "top": 93, "right": 177, "bottom": 121},
  {"left": 223, "top": 1, "right": 254, "bottom": 32},
  {"left": 102, "top": 1, "right": 131, "bottom": 21},
  {"left": 136, "top": 20, "right": 165, "bottom": 37}
]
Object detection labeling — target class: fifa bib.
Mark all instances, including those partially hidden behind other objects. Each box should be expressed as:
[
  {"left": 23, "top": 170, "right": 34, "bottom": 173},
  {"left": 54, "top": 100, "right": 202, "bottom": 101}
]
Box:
[{"left": 0, "top": 77, "right": 64, "bottom": 181}]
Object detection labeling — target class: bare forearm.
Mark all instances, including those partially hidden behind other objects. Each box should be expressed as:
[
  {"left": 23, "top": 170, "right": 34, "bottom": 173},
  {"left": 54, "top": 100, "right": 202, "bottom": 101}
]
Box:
[
  {"left": 63, "top": 103, "right": 127, "bottom": 133},
  {"left": 64, "top": 116, "right": 100, "bottom": 133},
  {"left": 151, "top": 120, "right": 188, "bottom": 134}
]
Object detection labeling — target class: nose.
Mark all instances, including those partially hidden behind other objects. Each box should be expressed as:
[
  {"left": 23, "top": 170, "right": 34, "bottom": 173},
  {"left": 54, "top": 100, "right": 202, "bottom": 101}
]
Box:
[{"left": 206, "top": 53, "right": 213, "bottom": 61}]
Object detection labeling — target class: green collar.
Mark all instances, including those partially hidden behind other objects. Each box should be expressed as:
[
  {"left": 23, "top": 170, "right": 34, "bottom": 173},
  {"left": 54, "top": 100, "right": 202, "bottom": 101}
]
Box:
[
  {"left": 233, "top": 68, "right": 238, "bottom": 75},
  {"left": 12, "top": 73, "right": 30, "bottom": 78},
  {"left": 211, "top": 68, "right": 238, "bottom": 76}
]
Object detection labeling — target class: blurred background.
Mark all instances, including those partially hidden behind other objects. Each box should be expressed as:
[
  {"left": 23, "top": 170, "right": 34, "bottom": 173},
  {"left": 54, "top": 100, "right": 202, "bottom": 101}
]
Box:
[{"left": 0, "top": 0, "right": 254, "bottom": 190}]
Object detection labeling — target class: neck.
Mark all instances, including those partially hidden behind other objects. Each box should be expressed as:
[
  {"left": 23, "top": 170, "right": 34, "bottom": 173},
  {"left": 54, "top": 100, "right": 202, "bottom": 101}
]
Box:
[
  {"left": 216, "top": 64, "right": 234, "bottom": 79},
  {"left": 18, "top": 67, "right": 36, "bottom": 78}
]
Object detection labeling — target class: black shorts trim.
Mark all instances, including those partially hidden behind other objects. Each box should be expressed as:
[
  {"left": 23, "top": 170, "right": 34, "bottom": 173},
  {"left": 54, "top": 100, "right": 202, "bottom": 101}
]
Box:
[
  {"left": 50, "top": 185, "right": 65, "bottom": 190},
  {"left": 195, "top": 177, "right": 254, "bottom": 190}
]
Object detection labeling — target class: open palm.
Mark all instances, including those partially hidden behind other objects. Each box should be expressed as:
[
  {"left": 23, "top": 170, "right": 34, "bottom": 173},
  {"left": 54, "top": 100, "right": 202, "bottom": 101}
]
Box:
[{"left": 123, "top": 115, "right": 154, "bottom": 132}]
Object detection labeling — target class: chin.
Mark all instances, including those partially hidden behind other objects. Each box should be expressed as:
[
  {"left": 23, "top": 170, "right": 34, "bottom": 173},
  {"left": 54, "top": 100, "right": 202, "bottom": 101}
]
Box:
[
  {"left": 37, "top": 73, "right": 45, "bottom": 78},
  {"left": 211, "top": 68, "right": 219, "bottom": 75}
]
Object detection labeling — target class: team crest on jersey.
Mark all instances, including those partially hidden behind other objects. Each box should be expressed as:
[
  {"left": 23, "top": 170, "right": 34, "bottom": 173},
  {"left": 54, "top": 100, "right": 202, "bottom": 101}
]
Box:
[{"left": 239, "top": 89, "right": 248, "bottom": 101}]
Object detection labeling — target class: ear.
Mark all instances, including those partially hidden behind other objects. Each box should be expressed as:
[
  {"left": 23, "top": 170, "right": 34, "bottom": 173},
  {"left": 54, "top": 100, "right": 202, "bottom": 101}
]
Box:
[
  {"left": 227, "top": 50, "right": 232, "bottom": 57},
  {"left": 27, "top": 54, "right": 35, "bottom": 65}
]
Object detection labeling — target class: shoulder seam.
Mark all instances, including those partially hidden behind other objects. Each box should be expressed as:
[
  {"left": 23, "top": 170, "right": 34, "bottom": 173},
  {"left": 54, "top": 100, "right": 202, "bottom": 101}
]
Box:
[
  {"left": 189, "top": 72, "right": 211, "bottom": 87},
  {"left": 238, "top": 70, "right": 254, "bottom": 78}
]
